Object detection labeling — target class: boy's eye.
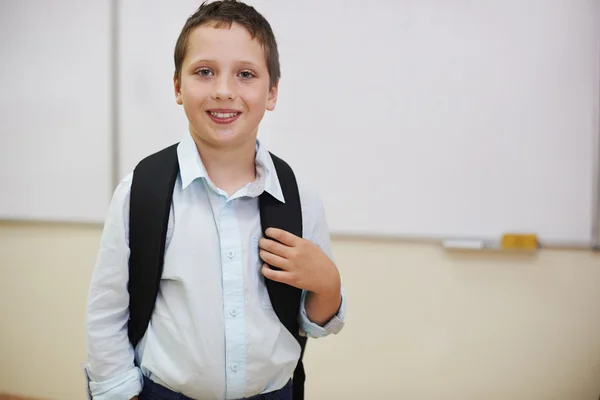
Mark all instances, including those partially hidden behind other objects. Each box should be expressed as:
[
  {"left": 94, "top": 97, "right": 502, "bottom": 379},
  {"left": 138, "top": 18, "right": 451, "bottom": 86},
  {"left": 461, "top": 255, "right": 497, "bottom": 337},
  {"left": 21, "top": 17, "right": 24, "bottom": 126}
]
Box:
[
  {"left": 238, "top": 70, "right": 255, "bottom": 79},
  {"left": 197, "top": 68, "right": 213, "bottom": 77}
]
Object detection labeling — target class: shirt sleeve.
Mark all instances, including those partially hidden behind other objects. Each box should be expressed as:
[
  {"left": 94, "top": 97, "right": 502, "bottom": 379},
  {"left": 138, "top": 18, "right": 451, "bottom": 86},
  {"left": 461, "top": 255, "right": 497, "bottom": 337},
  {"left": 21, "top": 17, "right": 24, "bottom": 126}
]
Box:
[
  {"left": 84, "top": 173, "right": 144, "bottom": 399},
  {"left": 298, "top": 287, "right": 346, "bottom": 338}
]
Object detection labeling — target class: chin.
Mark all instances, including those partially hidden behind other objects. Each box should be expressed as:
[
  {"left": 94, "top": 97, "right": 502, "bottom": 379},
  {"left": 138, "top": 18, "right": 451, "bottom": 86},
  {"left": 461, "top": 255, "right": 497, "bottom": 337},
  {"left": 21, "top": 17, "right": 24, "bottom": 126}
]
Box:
[
  {"left": 213, "top": 128, "right": 237, "bottom": 139},
  {"left": 212, "top": 132, "right": 253, "bottom": 149}
]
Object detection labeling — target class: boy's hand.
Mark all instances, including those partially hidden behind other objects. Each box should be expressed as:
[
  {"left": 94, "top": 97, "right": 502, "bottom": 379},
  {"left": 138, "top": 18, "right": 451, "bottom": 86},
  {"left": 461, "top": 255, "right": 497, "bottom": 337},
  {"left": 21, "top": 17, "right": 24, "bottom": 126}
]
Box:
[{"left": 258, "top": 228, "right": 340, "bottom": 296}]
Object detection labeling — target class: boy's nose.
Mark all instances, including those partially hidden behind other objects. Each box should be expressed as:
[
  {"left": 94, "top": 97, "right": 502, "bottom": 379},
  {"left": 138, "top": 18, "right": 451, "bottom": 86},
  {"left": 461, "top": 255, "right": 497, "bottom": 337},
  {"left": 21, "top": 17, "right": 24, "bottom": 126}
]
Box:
[{"left": 212, "top": 75, "right": 235, "bottom": 100}]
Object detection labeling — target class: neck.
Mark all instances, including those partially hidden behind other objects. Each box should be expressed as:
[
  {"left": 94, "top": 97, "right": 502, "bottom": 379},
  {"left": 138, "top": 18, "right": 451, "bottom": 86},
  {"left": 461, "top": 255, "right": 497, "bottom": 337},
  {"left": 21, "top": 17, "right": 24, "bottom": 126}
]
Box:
[{"left": 194, "top": 137, "right": 257, "bottom": 196}]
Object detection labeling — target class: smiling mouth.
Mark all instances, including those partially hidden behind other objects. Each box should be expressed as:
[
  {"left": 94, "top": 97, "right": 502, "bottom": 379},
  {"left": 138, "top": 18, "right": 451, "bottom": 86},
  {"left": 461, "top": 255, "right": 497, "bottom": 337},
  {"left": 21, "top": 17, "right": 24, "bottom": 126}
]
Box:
[{"left": 207, "top": 111, "right": 241, "bottom": 124}]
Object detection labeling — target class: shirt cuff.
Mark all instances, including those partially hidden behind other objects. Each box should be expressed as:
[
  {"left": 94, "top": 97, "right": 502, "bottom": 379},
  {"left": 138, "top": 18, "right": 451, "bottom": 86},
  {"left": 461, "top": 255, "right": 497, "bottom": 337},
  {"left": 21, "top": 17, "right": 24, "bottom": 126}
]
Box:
[
  {"left": 298, "top": 286, "right": 346, "bottom": 338},
  {"left": 84, "top": 365, "right": 143, "bottom": 400}
]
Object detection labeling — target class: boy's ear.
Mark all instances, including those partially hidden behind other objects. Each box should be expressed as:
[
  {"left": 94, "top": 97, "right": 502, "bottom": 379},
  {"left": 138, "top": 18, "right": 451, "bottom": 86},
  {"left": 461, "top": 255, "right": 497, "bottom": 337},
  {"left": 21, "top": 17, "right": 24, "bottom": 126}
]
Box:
[
  {"left": 174, "top": 74, "right": 183, "bottom": 105},
  {"left": 266, "top": 81, "right": 278, "bottom": 111}
]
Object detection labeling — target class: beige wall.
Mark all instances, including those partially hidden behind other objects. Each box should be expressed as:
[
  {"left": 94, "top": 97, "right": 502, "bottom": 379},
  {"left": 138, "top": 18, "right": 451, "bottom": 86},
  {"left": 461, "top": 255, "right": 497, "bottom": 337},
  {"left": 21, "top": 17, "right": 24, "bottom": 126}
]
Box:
[{"left": 1, "top": 221, "right": 600, "bottom": 400}]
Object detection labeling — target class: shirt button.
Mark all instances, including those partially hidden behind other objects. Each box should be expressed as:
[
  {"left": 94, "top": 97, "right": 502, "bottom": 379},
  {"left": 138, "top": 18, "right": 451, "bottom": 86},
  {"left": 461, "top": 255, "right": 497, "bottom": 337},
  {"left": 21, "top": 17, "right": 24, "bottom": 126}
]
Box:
[
  {"left": 227, "top": 250, "right": 235, "bottom": 258},
  {"left": 230, "top": 364, "right": 238, "bottom": 372},
  {"left": 230, "top": 309, "right": 238, "bottom": 317}
]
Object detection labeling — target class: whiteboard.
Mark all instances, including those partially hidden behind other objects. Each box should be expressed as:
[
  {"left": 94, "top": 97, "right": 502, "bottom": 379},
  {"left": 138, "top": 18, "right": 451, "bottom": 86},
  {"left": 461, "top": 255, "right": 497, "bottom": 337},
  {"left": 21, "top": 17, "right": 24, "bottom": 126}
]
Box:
[
  {"left": 0, "top": 0, "right": 113, "bottom": 223},
  {"left": 118, "top": 0, "right": 600, "bottom": 246}
]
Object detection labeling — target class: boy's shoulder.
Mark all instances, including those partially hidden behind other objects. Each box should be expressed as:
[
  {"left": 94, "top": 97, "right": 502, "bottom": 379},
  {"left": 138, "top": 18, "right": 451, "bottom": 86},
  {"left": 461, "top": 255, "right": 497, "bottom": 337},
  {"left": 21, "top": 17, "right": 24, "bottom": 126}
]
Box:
[
  {"left": 111, "top": 142, "right": 180, "bottom": 200},
  {"left": 258, "top": 144, "right": 325, "bottom": 217},
  {"left": 287, "top": 166, "right": 326, "bottom": 220},
  {"left": 110, "top": 171, "right": 134, "bottom": 204}
]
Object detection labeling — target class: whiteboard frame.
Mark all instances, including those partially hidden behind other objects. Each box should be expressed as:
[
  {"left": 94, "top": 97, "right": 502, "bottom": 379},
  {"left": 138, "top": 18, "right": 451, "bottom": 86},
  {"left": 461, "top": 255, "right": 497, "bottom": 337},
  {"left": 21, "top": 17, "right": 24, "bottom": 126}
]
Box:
[
  {"left": 593, "top": 1, "right": 600, "bottom": 252},
  {"left": 111, "top": 0, "right": 121, "bottom": 192},
  {"left": 595, "top": 61, "right": 600, "bottom": 252}
]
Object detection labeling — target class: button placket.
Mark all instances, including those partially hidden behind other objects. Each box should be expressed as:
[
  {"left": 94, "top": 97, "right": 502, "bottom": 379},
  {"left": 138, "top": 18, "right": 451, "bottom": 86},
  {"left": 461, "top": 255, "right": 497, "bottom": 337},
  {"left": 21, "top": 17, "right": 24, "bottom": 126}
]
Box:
[{"left": 219, "top": 196, "right": 246, "bottom": 397}]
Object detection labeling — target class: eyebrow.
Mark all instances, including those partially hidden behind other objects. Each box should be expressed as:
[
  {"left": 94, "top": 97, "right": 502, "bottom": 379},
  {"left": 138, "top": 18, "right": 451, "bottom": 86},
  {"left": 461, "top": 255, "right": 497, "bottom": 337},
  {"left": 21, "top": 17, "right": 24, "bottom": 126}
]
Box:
[{"left": 188, "top": 59, "right": 262, "bottom": 69}]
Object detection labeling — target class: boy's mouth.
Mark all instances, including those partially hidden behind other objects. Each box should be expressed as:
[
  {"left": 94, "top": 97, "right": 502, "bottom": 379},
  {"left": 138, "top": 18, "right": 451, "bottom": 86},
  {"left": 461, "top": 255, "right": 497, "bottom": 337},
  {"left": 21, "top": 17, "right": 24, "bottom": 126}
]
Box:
[{"left": 207, "top": 110, "right": 241, "bottom": 125}]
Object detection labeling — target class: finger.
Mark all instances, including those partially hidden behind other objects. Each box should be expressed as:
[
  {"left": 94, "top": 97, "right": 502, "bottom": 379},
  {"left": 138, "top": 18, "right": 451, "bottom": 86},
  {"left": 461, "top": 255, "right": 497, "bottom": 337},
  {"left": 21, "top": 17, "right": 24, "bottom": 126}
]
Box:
[
  {"left": 265, "top": 228, "right": 298, "bottom": 246},
  {"left": 258, "top": 238, "right": 292, "bottom": 258},
  {"left": 259, "top": 249, "right": 290, "bottom": 270},
  {"left": 262, "top": 264, "right": 292, "bottom": 285}
]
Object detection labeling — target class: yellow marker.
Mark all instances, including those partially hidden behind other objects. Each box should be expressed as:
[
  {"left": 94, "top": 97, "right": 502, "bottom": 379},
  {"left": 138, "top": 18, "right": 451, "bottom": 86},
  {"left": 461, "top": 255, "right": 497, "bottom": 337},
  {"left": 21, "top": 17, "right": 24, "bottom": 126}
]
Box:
[{"left": 501, "top": 233, "right": 538, "bottom": 250}]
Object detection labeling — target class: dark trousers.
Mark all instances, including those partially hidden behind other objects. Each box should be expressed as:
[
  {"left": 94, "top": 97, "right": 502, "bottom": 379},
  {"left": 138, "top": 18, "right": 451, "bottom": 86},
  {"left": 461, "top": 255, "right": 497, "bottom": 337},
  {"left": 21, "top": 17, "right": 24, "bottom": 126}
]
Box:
[{"left": 140, "top": 376, "right": 293, "bottom": 400}]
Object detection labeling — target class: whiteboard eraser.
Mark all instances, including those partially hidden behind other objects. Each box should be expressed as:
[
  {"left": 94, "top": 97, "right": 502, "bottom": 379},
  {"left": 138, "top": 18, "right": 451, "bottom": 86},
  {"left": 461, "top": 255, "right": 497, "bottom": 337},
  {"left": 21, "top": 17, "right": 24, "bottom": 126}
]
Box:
[
  {"left": 442, "top": 239, "right": 485, "bottom": 250},
  {"left": 501, "top": 233, "right": 538, "bottom": 250}
]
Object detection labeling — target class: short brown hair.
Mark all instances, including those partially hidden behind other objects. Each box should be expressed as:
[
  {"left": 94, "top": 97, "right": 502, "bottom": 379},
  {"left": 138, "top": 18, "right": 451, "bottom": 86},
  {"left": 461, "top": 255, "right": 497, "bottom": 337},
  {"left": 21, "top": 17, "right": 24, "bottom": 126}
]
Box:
[{"left": 174, "top": 0, "right": 280, "bottom": 88}]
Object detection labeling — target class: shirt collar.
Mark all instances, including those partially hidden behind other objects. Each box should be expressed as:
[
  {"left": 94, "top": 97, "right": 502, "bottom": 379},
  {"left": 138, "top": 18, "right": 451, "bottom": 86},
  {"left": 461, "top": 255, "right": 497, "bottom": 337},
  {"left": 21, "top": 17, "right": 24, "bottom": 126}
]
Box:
[
  {"left": 177, "top": 132, "right": 285, "bottom": 203},
  {"left": 177, "top": 131, "right": 209, "bottom": 189},
  {"left": 255, "top": 138, "right": 285, "bottom": 203}
]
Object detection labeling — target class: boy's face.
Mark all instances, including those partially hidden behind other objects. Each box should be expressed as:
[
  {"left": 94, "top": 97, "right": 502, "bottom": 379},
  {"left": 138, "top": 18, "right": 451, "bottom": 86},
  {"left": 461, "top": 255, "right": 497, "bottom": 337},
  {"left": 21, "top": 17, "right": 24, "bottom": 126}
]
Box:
[{"left": 174, "top": 22, "right": 277, "bottom": 150}]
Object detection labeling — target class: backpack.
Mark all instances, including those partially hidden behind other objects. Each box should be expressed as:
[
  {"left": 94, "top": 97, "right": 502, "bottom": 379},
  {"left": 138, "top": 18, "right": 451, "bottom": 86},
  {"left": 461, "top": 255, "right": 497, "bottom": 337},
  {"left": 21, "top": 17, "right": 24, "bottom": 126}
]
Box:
[{"left": 126, "top": 143, "right": 308, "bottom": 399}]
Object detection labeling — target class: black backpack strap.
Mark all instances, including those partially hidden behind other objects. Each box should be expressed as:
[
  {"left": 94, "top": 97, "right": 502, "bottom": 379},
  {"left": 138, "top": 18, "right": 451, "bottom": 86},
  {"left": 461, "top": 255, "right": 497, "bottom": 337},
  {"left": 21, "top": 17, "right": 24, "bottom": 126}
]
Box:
[
  {"left": 127, "top": 143, "right": 179, "bottom": 349},
  {"left": 260, "top": 152, "right": 307, "bottom": 400}
]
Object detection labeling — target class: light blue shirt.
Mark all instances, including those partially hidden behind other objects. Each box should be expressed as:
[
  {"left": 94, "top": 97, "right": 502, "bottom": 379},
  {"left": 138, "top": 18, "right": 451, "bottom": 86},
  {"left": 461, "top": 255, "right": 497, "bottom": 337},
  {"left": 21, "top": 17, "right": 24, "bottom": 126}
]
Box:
[{"left": 85, "top": 132, "right": 345, "bottom": 400}]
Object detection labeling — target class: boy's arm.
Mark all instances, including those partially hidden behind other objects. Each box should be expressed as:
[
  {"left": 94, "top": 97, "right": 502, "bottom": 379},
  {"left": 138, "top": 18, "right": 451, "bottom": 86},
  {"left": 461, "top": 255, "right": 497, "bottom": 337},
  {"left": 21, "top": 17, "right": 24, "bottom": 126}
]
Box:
[
  {"left": 258, "top": 181, "right": 346, "bottom": 339},
  {"left": 297, "top": 198, "right": 346, "bottom": 338},
  {"left": 85, "top": 174, "right": 143, "bottom": 399}
]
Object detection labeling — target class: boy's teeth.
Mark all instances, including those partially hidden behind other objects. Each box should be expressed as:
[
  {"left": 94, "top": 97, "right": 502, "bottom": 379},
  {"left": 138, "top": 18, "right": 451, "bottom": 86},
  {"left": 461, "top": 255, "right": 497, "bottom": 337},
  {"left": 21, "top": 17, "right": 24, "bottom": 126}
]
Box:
[{"left": 210, "top": 112, "right": 237, "bottom": 118}]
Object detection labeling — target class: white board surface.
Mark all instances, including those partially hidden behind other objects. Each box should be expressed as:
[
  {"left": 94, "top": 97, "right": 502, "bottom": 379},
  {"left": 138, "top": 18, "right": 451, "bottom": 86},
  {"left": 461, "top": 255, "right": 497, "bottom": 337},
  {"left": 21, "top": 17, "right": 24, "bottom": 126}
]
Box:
[
  {"left": 0, "top": 0, "right": 113, "bottom": 223},
  {"left": 118, "top": 0, "right": 600, "bottom": 246}
]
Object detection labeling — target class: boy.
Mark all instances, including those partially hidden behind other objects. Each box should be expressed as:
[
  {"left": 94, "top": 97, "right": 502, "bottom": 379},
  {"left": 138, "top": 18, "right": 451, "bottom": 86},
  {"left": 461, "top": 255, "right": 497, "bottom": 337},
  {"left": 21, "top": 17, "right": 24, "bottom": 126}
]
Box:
[{"left": 84, "top": 1, "right": 345, "bottom": 399}]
